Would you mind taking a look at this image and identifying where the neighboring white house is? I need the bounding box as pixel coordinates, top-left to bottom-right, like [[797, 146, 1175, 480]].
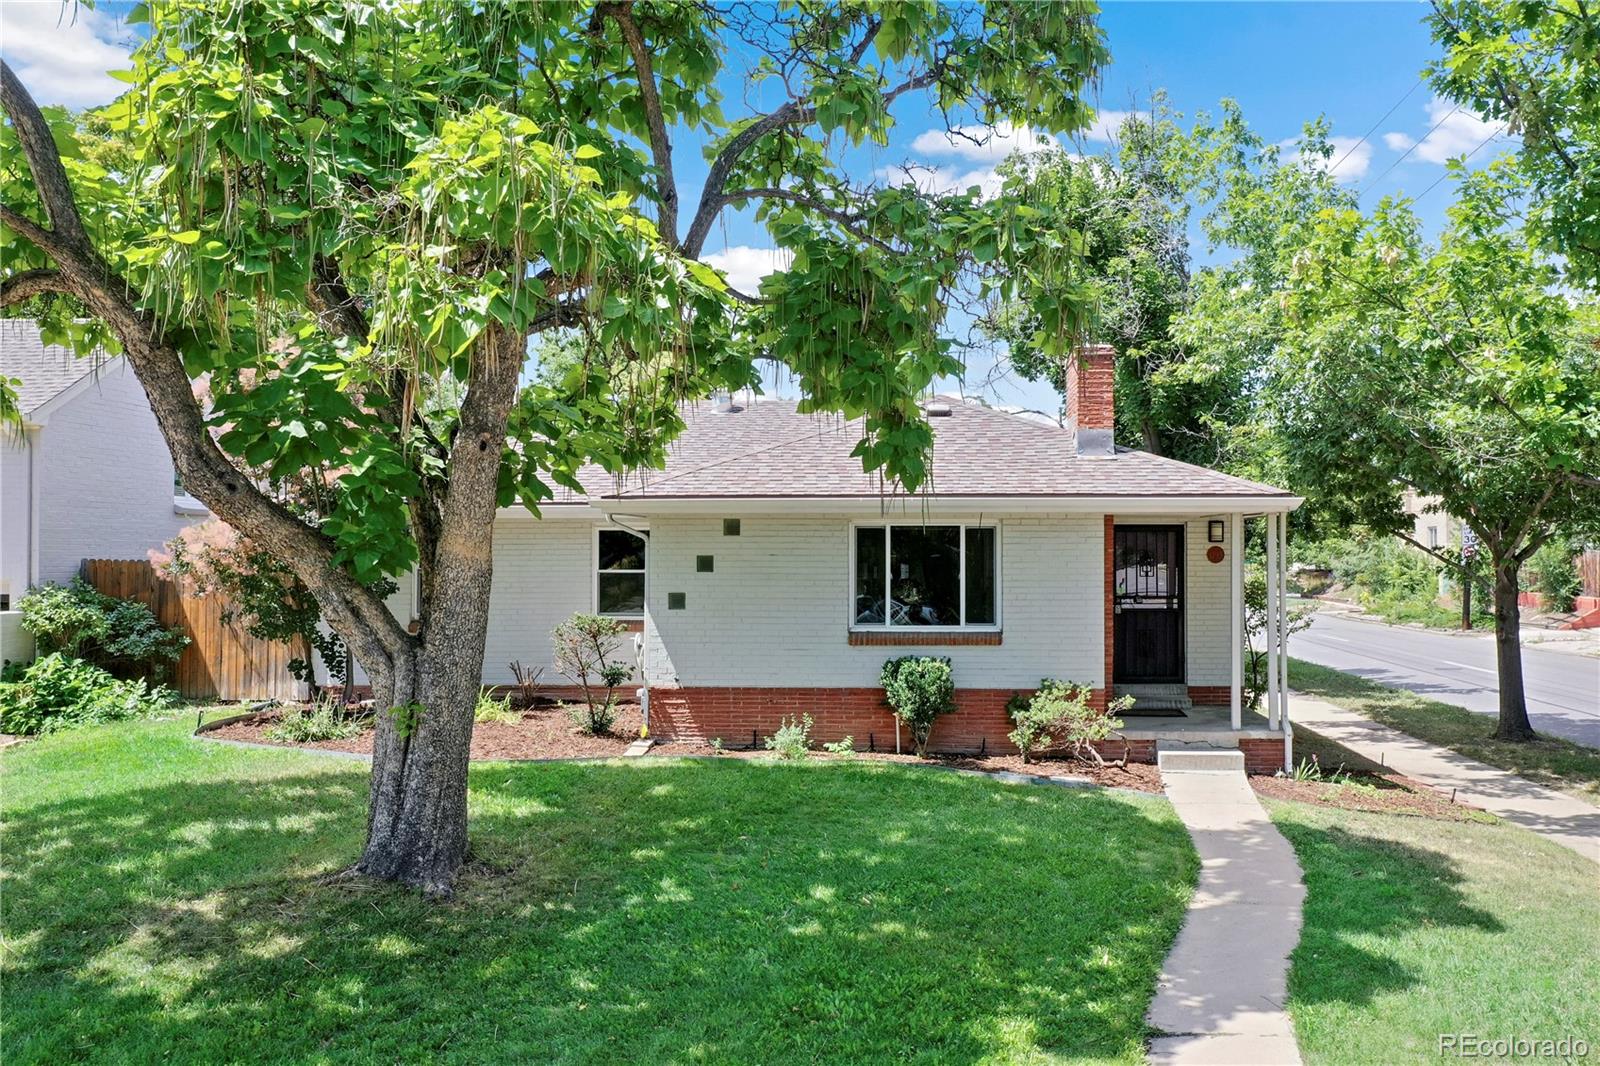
[[1, 319, 207, 661], [460, 346, 1304, 770]]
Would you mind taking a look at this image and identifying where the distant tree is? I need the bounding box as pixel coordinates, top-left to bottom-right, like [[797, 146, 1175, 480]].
[[1279, 164, 1600, 740], [1429, 0, 1600, 288], [1, 1, 1106, 894]]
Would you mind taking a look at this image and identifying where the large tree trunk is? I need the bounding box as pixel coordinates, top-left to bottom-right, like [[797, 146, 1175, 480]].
[[352, 322, 523, 895], [1490, 557, 1536, 741]]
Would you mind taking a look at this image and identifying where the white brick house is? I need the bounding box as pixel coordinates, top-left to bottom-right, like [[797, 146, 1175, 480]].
[[480, 346, 1304, 770], [0, 320, 207, 659]]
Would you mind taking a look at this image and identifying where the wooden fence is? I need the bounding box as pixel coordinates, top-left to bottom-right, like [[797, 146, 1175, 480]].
[[1580, 550, 1600, 599], [82, 559, 311, 702]]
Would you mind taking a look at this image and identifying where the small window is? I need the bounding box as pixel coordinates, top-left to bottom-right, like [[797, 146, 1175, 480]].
[[597, 528, 646, 617], [853, 524, 998, 628], [1427, 525, 1440, 548]]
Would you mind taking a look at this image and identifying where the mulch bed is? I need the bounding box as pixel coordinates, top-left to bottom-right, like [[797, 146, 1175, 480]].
[[653, 742, 1167, 793], [204, 701, 646, 761], [1250, 768, 1490, 821]]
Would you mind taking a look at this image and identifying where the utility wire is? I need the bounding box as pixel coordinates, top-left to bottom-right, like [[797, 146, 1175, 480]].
[[1359, 102, 1463, 197], [1410, 125, 1508, 202], [1329, 76, 1425, 177]]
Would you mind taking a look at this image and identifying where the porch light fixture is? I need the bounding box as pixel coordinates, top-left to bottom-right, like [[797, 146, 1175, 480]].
[[1208, 520, 1225, 544]]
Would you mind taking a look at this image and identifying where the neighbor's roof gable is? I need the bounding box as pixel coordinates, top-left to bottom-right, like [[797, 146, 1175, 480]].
[[0, 319, 113, 420], [564, 398, 1293, 503]]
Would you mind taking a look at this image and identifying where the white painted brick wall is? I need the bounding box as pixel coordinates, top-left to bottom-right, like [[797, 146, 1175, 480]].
[[29, 361, 203, 586], [643, 514, 1105, 689], [0, 440, 30, 602], [480, 516, 599, 685]]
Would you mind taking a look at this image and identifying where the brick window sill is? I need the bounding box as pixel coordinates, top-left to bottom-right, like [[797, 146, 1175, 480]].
[[847, 629, 1002, 647]]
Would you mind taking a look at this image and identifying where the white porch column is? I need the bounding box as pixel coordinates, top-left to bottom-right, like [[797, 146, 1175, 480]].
[[1265, 512, 1280, 730], [1279, 509, 1291, 729], [1230, 512, 1243, 730]]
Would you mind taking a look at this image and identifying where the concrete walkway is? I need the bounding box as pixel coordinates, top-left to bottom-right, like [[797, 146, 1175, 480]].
[[1290, 693, 1600, 865], [1148, 765, 1305, 1065]]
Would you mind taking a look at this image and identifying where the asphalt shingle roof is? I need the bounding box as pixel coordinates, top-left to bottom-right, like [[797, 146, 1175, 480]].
[[0, 319, 107, 416], [566, 397, 1294, 502]]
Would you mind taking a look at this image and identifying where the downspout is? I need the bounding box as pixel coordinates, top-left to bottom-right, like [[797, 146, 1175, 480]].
[[27, 425, 41, 588], [634, 630, 649, 738]]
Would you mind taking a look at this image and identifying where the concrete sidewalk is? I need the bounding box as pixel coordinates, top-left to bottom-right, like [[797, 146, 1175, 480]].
[[1148, 766, 1305, 1065], [1290, 693, 1600, 865]]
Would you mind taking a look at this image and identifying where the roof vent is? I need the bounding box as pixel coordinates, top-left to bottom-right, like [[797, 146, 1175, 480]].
[[713, 392, 744, 414], [923, 401, 953, 417]]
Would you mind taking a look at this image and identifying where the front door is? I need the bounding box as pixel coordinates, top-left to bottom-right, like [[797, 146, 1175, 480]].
[[1113, 525, 1185, 684]]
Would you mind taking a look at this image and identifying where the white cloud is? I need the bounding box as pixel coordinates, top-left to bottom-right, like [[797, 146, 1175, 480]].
[[1384, 97, 1504, 164], [1279, 134, 1373, 183], [0, 2, 140, 110], [895, 120, 1070, 200], [878, 162, 1007, 199], [908, 120, 1057, 164], [700, 246, 793, 294], [1081, 108, 1148, 142]]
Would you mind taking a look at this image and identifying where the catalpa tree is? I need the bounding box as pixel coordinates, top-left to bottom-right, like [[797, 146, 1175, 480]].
[[1, 0, 1106, 893]]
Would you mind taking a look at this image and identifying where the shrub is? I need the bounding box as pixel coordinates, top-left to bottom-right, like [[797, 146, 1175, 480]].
[[0, 653, 179, 735], [552, 613, 633, 735], [764, 714, 813, 760], [822, 735, 855, 756], [880, 655, 956, 757], [474, 688, 518, 724], [1007, 680, 1131, 764], [508, 660, 543, 707], [264, 696, 366, 743], [1528, 540, 1583, 614], [1243, 570, 1315, 712], [17, 579, 188, 678]]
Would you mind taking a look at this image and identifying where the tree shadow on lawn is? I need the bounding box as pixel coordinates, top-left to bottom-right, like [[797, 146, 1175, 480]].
[[1274, 818, 1504, 1013], [6, 757, 1194, 1064]]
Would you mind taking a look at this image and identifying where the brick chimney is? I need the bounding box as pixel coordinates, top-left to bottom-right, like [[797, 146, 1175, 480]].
[[1066, 343, 1115, 456]]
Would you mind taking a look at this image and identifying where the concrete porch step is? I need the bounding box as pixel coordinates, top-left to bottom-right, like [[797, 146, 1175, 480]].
[[1156, 741, 1244, 774]]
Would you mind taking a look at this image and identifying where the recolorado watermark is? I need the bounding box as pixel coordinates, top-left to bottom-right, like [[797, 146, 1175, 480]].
[[1439, 1034, 1591, 1059]]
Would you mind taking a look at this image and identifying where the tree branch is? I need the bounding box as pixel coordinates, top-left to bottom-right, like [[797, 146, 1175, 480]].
[[714, 187, 892, 251], [0, 61, 88, 252], [0, 267, 70, 308], [598, 2, 679, 248], [1, 57, 412, 670]]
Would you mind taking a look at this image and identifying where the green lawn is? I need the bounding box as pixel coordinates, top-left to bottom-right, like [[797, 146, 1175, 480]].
[[1289, 658, 1600, 804], [1272, 800, 1600, 1065], [0, 719, 1195, 1064]]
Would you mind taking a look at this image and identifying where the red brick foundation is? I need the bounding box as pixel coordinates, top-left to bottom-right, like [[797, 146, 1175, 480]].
[[1187, 686, 1231, 706], [1239, 737, 1286, 774], [647, 685, 1109, 755]]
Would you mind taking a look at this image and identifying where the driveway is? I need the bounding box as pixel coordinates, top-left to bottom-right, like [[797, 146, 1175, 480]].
[[1289, 609, 1600, 747]]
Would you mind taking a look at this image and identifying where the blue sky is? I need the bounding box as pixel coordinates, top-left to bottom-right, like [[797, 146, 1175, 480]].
[[1, 1, 1508, 411]]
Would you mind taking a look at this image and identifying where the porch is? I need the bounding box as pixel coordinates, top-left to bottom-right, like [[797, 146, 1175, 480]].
[[1110, 509, 1298, 773]]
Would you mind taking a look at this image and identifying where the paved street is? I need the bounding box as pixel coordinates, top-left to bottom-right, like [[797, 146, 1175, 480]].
[[1289, 610, 1600, 747]]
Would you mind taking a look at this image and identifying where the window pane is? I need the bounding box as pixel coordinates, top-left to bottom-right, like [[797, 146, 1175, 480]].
[[598, 529, 646, 571], [598, 572, 645, 615], [854, 527, 886, 625], [965, 527, 997, 625], [890, 526, 960, 626]]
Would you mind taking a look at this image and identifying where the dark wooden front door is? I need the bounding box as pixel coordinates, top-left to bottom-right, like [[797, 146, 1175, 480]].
[[1113, 525, 1185, 684]]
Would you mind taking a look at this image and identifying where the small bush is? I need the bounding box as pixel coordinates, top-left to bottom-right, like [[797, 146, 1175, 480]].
[[822, 735, 855, 756], [474, 688, 518, 724], [0, 653, 178, 735], [765, 714, 813, 760], [552, 613, 633, 735], [880, 656, 955, 757], [1529, 540, 1582, 614], [1008, 680, 1130, 766], [264, 697, 366, 743], [18, 579, 188, 677], [565, 699, 619, 736]]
